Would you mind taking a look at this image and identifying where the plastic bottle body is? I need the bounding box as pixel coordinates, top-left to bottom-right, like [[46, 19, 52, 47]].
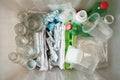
[[88, 1, 108, 17]]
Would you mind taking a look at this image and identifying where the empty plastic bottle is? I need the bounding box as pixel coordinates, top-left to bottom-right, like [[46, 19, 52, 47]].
[[8, 52, 27, 65], [17, 11, 28, 22], [87, 1, 109, 16], [15, 35, 29, 47], [16, 46, 36, 57], [14, 23, 27, 35]]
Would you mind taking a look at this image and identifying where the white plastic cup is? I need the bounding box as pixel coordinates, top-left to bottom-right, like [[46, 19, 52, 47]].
[[82, 13, 113, 42]]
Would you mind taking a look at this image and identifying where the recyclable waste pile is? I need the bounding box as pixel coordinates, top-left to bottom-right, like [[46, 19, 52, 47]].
[[8, 1, 114, 79]]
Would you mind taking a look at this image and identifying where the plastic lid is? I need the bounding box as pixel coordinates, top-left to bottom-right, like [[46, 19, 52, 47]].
[[100, 1, 109, 10], [66, 23, 72, 30]]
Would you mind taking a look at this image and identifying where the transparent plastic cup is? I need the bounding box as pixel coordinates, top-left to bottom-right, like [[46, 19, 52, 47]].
[[82, 13, 113, 42], [97, 41, 109, 69], [77, 37, 99, 73], [65, 46, 83, 65]]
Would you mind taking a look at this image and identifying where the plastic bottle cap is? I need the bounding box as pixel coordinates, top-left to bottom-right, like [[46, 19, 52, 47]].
[[76, 10, 87, 23], [104, 15, 114, 24], [66, 23, 72, 30], [100, 1, 109, 10]]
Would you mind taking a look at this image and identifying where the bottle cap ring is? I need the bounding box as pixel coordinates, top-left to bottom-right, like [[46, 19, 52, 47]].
[[104, 15, 114, 24]]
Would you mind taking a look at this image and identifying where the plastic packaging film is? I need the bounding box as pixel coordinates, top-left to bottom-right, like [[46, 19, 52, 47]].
[[15, 0, 98, 12]]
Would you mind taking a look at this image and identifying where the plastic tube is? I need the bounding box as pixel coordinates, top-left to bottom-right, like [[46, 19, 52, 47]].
[[33, 32, 41, 54]]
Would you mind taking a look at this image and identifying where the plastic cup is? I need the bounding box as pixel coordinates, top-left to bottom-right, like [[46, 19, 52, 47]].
[[82, 13, 113, 42]]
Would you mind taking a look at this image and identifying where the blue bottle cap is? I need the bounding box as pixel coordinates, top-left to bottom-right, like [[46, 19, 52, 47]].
[[54, 17, 60, 24], [47, 22, 55, 31]]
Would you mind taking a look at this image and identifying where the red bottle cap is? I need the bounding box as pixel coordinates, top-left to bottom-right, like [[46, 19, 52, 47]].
[[100, 1, 109, 10], [66, 23, 72, 30]]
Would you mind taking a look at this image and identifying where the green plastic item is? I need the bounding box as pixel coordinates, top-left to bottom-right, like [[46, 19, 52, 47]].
[[64, 21, 91, 69], [87, 1, 109, 17]]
